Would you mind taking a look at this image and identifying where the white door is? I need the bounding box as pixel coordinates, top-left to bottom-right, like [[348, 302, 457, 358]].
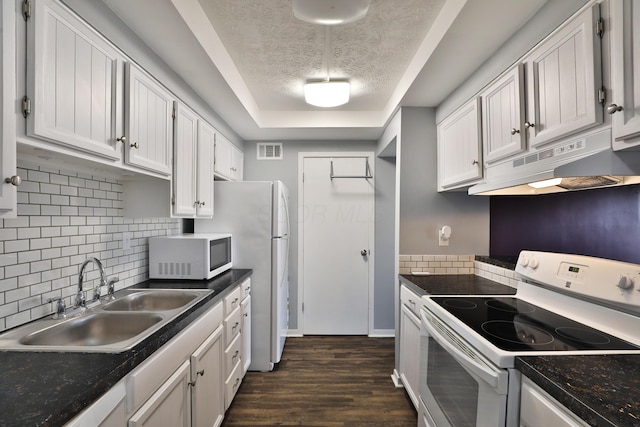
[[301, 154, 374, 335]]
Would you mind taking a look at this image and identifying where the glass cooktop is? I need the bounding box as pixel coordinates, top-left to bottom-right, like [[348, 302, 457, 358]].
[[431, 296, 640, 352]]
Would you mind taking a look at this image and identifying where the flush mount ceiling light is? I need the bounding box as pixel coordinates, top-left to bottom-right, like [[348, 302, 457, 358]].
[[292, 0, 371, 25], [304, 80, 350, 108]]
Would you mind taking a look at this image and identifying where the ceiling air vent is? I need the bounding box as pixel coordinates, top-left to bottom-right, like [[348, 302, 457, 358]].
[[257, 142, 283, 160]]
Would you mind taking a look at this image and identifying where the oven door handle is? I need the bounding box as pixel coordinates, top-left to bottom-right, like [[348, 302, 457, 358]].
[[422, 313, 502, 390]]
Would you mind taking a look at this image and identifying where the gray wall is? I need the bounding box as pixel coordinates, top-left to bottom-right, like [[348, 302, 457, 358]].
[[243, 141, 377, 331], [399, 108, 489, 255]]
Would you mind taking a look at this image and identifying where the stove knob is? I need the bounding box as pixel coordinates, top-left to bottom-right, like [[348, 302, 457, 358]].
[[529, 259, 539, 270], [519, 257, 529, 267], [617, 275, 635, 290]]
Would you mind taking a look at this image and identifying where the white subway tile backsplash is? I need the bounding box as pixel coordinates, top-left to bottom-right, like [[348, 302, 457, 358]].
[[400, 255, 516, 286], [0, 162, 181, 332]]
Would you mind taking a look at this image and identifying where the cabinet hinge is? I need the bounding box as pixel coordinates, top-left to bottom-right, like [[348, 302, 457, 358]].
[[22, 96, 31, 118], [596, 18, 604, 38], [22, 0, 31, 21], [598, 88, 606, 105], [171, 195, 175, 205], [172, 108, 176, 120]]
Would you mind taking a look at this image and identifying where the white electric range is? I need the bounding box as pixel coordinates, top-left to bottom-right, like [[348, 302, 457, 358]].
[[418, 251, 640, 427]]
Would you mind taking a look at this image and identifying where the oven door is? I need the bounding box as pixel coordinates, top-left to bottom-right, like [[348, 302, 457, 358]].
[[419, 307, 509, 427]]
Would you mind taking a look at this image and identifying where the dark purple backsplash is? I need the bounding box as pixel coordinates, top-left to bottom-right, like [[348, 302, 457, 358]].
[[490, 184, 640, 264]]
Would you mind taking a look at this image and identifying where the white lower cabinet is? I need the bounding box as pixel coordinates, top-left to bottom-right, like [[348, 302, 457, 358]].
[[241, 287, 252, 374], [129, 361, 192, 427], [223, 285, 244, 409], [66, 281, 252, 427], [190, 325, 225, 427], [520, 376, 588, 427], [398, 285, 421, 409]]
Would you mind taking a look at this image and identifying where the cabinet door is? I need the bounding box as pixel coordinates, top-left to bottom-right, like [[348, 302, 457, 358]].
[[482, 64, 526, 163], [196, 121, 215, 217], [525, 5, 602, 148], [191, 325, 224, 427], [399, 303, 421, 410], [241, 295, 251, 374], [125, 62, 173, 175], [173, 102, 198, 216], [27, 0, 123, 160], [610, 0, 640, 147], [214, 133, 232, 179], [129, 361, 191, 427], [437, 97, 482, 190], [0, 0, 17, 216], [230, 145, 244, 181]]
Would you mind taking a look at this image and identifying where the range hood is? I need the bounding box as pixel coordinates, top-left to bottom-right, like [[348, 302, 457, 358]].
[[469, 128, 640, 195]]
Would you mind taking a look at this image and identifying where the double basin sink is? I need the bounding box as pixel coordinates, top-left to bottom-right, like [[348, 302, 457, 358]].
[[0, 289, 211, 352]]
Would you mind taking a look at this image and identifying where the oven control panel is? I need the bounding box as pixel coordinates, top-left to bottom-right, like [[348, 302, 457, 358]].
[[516, 251, 640, 311]]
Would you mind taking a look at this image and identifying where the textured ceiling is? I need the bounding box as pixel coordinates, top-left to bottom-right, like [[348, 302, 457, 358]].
[[96, 0, 556, 140], [197, 0, 446, 111]]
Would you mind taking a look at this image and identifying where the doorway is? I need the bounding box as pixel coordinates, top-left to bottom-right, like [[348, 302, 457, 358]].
[[299, 153, 375, 335]]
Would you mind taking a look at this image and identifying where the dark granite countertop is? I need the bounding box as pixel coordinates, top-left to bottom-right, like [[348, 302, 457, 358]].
[[0, 269, 252, 427], [475, 255, 518, 270], [399, 274, 517, 296], [516, 355, 640, 427]]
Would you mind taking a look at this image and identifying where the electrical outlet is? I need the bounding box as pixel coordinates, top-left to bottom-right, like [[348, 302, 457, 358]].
[[122, 232, 131, 251]]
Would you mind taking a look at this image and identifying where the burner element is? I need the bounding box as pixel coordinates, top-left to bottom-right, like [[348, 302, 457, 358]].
[[555, 327, 611, 345], [482, 320, 555, 346], [442, 299, 478, 310], [485, 299, 536, 314]]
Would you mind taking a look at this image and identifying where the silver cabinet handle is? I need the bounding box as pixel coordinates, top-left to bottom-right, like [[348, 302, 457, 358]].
[[116, 136, 126, 142], [361, 249, 369, 256], [511, 128, 520, 135], [607, 104, 623, 114], [4, 176, 21, 186], [130, 142, 139, 149], [524, 121, 534, 128]]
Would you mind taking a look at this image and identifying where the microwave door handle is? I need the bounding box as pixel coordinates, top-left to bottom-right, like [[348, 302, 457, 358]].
[[421, 314, 501, 389]]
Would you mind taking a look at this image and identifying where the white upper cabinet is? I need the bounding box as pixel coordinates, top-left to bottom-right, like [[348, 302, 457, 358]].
[[214, 133, 243, 181], [481, 64, 526, 163], [0, 0, 17, 217], [124, 63, 174, 176], [26, 0, 124, 160], [610, 0, 640, 149], [524, 4, 603, 148], [173, 102, 199, 216], [196, 121, 215, 217], [172, 102, 214, 218], [437, 97, 482, 190]]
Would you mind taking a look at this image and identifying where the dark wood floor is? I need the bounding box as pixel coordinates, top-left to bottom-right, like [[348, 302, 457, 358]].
[[222, 336, 417, 427]]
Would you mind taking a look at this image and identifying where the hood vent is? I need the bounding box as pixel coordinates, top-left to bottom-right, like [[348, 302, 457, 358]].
[[469, 129, 640, 195]]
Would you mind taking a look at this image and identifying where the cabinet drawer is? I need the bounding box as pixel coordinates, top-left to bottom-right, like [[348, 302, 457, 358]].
[[240, 278, 251, 300], [224, 359, 243, 410], [224, 306, 242, 348], [400, 285, 421, 316], [224, 286, 242, 315], [225, 333, 242, 377]]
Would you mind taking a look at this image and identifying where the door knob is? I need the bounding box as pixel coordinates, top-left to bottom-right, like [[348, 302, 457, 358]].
[[361, 249, 368, 256]]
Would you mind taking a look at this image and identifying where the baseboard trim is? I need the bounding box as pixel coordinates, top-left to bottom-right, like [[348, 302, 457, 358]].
[[391, 369, 403, 388], [369, 329, 395, 338]]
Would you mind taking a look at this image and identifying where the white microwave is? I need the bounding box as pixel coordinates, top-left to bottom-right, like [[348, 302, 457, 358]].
[[149, 233, 232, 280]]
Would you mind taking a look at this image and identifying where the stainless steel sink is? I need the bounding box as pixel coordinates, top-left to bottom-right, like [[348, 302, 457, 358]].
[[0, 288, 211, 352], [102, 290, 204, 312], [19, 312, 163, 346]]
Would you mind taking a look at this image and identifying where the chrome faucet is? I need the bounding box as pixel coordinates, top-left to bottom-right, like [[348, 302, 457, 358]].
[[76, 257, 107, 307]]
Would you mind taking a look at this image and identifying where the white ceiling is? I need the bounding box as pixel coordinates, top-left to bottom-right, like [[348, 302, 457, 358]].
[[101, 0, 548, 141]]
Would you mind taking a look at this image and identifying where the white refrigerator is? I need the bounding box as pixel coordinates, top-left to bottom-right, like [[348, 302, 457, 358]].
[[195, 181, 290, 372]]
